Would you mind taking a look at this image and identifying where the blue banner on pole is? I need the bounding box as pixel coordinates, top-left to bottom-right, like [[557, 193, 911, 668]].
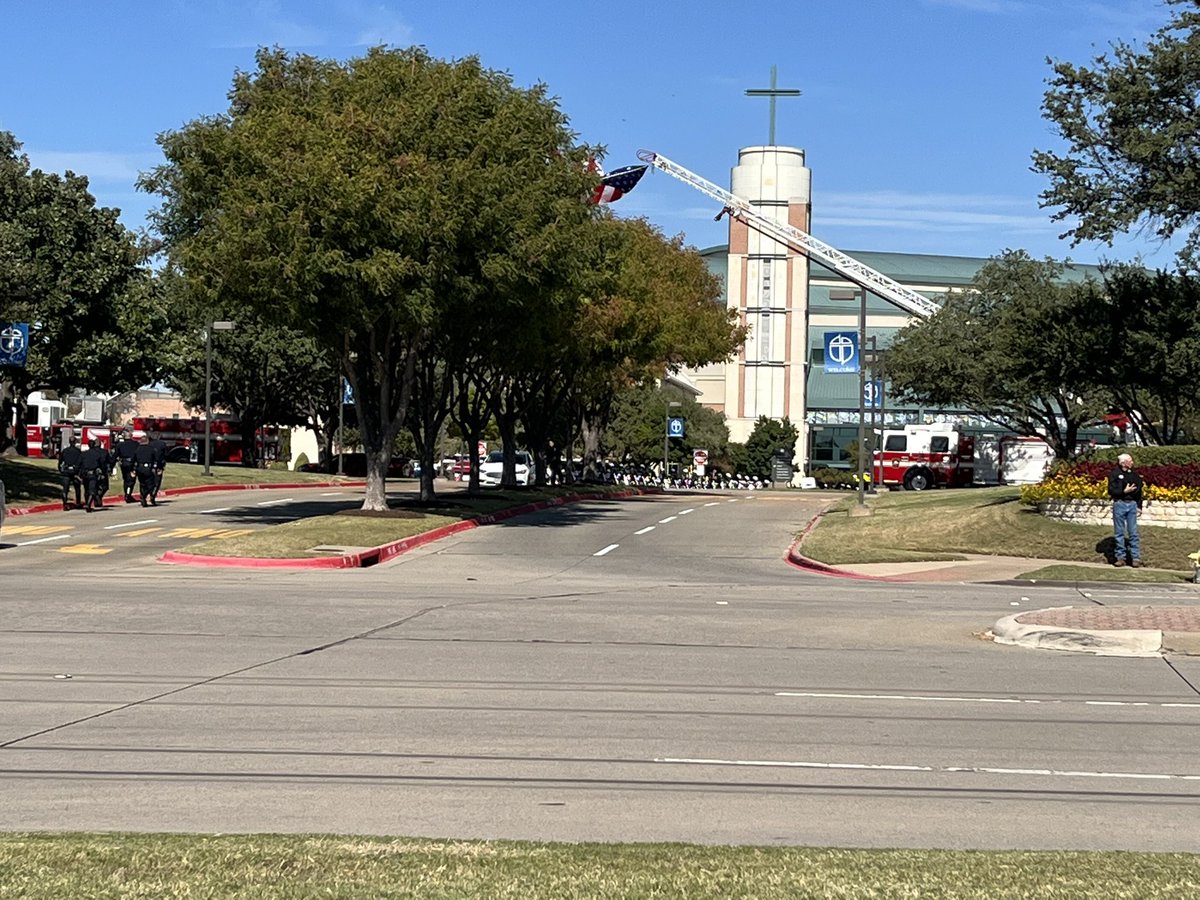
[[864, 380, 883, 408], [667, 417, 685, 438], [342, 378, 353, 404], [0, 323, 29, 367], [824, 331, 859, 374]]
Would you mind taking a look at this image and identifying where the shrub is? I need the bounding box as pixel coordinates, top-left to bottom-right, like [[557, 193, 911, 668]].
[[810, 467, 856, 489], [1083, 445, 1200, 466], [293, 452, 309, 471]]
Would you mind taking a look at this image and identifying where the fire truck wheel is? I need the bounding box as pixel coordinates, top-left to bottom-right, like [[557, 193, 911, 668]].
[[903, 467, 933, 492]]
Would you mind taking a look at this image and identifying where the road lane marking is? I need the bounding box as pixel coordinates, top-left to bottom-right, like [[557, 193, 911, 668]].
[[634, 526, 655, 535], [116, 528, 162, 538], [257, 498, 294, 506], [775, 690, 1200, 710], [653, 757, 1200, 782], [658, 516, 677, 524], [59, 544, 112, 555], [320, 492, 344, 496], [679, 508, 695, 515], [704, 502, 720, 507], [104, 519, 157, 530], [593, 544, 619, 557], [2, 524, 71, 535], [199, 507, 232, 514], [162, 527, 225, 538], [15, 534, 73, 546], [727, 498, 738, 502], [206, 529, 255, 539]]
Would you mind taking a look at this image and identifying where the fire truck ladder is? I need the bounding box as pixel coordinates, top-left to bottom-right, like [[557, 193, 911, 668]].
[[636, 150, 941, 320]]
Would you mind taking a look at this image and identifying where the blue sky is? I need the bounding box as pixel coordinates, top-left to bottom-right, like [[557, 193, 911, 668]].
[[0, 0, 1181, 268]]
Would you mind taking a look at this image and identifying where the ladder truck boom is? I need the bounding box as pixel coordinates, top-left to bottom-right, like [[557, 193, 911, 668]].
[[636, 150, 942, 320]]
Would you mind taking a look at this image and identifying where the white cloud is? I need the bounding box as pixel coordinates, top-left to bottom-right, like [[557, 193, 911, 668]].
[[23, 149, 157, 184], [818, 189, 1053, 234], [919, 0, 1031, 13]]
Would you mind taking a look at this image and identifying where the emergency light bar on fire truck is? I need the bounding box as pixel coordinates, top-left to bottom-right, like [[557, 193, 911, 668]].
[[635, 150, 942, 320]]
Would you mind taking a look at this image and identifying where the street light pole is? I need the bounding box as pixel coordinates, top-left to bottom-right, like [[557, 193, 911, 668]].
[[203, 321, 234, 477]]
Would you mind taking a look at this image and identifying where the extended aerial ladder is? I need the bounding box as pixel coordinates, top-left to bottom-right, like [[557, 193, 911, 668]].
[[636, 150, 941, 320]]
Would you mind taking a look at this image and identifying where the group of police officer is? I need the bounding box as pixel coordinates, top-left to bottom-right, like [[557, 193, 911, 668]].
[[56, 428, 167, 511]]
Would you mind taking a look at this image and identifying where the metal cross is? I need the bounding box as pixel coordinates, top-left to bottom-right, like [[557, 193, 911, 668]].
[[745, 65, 801, 145]]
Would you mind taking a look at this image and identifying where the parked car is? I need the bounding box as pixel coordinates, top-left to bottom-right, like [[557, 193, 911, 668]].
[[298, 453, 411, 478], [480, 450, 532, 486], [449, 457, 474, 481]]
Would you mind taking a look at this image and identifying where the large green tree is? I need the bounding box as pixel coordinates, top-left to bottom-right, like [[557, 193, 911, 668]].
[[885, 251, 1106, 460], [1032, 0, 1200, 265], [141, 47, 596, 509], [1081, 265, 1200, 445], [0, 131, 167, 454]]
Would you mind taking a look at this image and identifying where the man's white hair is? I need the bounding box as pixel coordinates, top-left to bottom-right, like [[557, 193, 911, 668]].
[[1118, 453, 1133, 464]]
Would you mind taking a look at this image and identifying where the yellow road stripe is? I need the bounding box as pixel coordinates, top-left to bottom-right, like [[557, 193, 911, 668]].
[[116, 527, 162, 538], [2, 524, 72, 535], [206, 529, 255, 539], [59, 544, 113, 555]]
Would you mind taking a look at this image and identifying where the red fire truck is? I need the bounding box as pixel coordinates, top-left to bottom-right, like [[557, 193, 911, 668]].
[[871, 425, 975, 491], [27, 416, 280, 465]]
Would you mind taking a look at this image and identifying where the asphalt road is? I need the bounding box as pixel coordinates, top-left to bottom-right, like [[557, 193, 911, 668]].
[[2, 486, 1200, 850]]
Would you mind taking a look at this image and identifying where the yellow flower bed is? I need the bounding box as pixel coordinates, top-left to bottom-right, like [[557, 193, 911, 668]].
[[1021, 478, 1200, 504]]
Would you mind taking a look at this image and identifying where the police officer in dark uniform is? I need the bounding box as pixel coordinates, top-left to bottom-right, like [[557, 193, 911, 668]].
[[80, 437, 112, 513], [147, 430, 168, 503], [57, 435, 84, 510], [134, 433, 159, 507], [113, 426, 139, 502]]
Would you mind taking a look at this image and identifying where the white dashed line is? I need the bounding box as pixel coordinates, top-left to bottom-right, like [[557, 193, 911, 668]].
[[104, 519, 157, 529], [256, 498, 294, 506], [704, 502, 720, 507], [593, 543, 619, 557], [679, 508, 695, 515], [198, 507, 232, 514], [320, 492, 344, 496], [658, 516, 677, 524], [16, 534, 73, 546], [726, 498, 738, 503], [653, 757, 1200, 782], [634, 526, 655, 535]]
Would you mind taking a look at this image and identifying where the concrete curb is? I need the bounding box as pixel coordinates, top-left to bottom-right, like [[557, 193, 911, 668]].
[[991, 606, 1163, 658], [783, 509, 900, 582], [5, 480, 368, 517], [159, 487, 651, 569]]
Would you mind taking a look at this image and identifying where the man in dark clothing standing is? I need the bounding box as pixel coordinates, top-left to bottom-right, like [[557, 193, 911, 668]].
[[57, 436, 84, 510], [148, 430, 168, 503], [134, 434, 159, 507], [80, 437, 113, 513], [113, 426, 139, 502], [1107, 452, 1145, 567]]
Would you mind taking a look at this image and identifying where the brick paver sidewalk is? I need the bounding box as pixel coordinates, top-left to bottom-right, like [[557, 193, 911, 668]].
[[1017, 606, 1200, 632]]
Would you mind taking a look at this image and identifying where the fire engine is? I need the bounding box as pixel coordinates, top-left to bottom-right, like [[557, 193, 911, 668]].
[[27, 415, 280, 465], [871, 425, 975, 491]]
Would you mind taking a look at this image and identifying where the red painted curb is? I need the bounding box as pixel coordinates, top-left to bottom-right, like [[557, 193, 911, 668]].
[[5, 480, 367, 517], [784, 509, 900, 582], [159, 487, 650, 569]]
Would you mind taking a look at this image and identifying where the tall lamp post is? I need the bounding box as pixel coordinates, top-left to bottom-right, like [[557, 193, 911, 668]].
[[663, 400, 681, 483], [203, 321, 235, 477]]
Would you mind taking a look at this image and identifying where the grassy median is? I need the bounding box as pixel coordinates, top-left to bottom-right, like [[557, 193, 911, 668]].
[[1, 834, 1197, 899], [178, 485, 633, 558], [801, 486, 1200, 580]]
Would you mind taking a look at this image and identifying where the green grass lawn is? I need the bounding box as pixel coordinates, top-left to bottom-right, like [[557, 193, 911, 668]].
[[801, 486, 1200, 578], [1, 834, 1197, 899]]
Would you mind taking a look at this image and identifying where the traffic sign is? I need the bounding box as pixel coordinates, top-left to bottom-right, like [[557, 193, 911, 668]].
[[693, 448, 708, 466], [0, 323, 29, 367], [824, 331, 859, 374], [667, 417, 685, 438]]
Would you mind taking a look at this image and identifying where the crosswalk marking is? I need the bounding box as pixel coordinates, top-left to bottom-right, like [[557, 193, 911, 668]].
[[116, 528, 162, 538], [59, 544, 112, 555], [2, 524, 72, 535]]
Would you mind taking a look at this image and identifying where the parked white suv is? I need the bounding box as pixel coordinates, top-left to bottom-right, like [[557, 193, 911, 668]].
[[479, 450, 532, 487]]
